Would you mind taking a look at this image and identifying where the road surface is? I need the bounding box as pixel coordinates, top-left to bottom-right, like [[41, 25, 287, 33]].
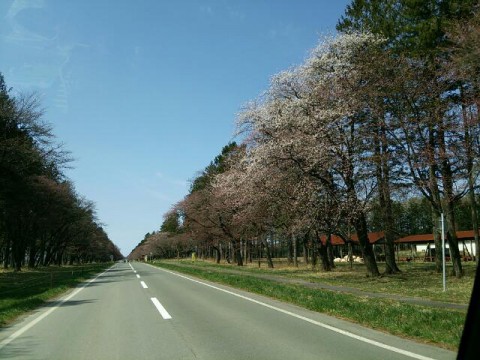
[[0, 262, 456, 359]]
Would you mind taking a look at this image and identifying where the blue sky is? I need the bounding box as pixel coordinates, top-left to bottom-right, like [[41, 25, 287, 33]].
[[0, 0, 351, 255]]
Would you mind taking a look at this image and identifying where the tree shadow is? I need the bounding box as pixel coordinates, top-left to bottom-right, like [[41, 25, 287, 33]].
[[44, 299, 97, 308], [0, 336, 36, 358]]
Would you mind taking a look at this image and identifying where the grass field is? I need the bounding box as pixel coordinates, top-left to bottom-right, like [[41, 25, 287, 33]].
[[0, 263, 111, 327], [167, 259, 475, 304], [287, 259, 475, 303], [153, 259, 477, 350]]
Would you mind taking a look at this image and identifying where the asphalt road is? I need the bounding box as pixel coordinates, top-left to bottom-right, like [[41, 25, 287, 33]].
[[0, 262, 456, 360]]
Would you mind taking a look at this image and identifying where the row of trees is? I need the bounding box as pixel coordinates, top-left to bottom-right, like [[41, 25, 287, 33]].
[[130, 0, 479, 278], [0, 74, 122, 271]]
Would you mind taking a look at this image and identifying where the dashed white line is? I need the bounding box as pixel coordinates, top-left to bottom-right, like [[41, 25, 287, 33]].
[[140, 281, 148, 289], [136, 274, 140, 278], [150, 297, 172, 320]]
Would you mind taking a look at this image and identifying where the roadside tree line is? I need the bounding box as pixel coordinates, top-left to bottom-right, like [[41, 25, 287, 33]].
[[130, 0, 479, 278], [0, 74, 122, 271]]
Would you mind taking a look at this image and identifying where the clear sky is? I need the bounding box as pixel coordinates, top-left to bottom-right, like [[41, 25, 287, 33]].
[[0, 0, 351, 255]]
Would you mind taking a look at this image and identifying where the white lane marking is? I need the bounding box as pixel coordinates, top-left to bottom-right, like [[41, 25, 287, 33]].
[[150, 297, 172, 320], [134, 271, 137, 273], [155, 267, 435, 360], [129, 263, 134, 271], [140, 281, 148, 289], [136, 274, 140, 278], [0, 266, 113, 351]]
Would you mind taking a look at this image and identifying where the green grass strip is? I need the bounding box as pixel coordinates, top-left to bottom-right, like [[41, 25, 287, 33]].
[[0, 263, 111, 327], [154, 261, 464, 350], [161, 259, 475, 304]]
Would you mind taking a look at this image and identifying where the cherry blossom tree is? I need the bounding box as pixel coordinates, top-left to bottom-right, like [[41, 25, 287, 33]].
[[175, 144, 246, 265], [234, 33, 385, 276]]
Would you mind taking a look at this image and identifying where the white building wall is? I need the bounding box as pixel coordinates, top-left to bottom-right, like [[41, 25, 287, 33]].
[[416, 241, 476, 257]]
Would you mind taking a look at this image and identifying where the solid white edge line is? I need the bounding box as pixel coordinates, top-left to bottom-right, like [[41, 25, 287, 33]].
[[140, 281, 148, 289], [155, 266, 435, 360], [150, 297, 172, 319], [0, 266, 113, 351]]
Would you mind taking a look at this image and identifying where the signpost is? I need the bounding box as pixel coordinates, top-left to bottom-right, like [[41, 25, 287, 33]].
[[441, 213, 446, 292]]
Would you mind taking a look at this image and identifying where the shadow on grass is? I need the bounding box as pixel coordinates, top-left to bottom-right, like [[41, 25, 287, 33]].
[[0, 264, 112, 327]]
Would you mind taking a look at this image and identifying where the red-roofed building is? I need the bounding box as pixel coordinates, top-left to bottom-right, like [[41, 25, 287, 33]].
[[395, 230, 479, 244], [395, 230, 478, 261], [315, 230, 476, 262]]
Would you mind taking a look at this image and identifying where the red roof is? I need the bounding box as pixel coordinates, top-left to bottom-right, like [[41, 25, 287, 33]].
[[395, 234, 434, 243], [395, 230, 479, 243], [319, 234, 348, 246], [457, 230, 480, 240], [320, 231, 385, 246], [351, 231, 385, 244]]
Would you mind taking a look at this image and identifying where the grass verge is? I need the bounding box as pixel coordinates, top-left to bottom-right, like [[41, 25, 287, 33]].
[[0, 263, 111, 327], [160, 259, 475, 304], [154, 260, 466, 350]]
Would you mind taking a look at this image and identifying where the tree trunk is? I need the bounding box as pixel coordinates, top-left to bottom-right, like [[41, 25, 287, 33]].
[[248, 240, 253, 263], [348, 242, 353, 269], [354, 213, 380, 277], [343, 134, 379, 276], [234, 240, 243, 266], [326, 238, 335, 269], [12, 236, 24, 272], [257, 240, 262, 266], [9, 218, 25, 272], [241, 241, 245, 263], [28, 246, 37, 268], [244, 240, 248, 263], [302, 233, 309, 265], [468, 190, 479, 263], [375, 121, 400, 274], [427, 140, 444, 273], [213, 245, 221, 264], [444, 207, 464, 277], [293, 235, 298, 267], [380, 178, 400, 274], [262, 236, 274, 268], [438, 127, 463, 278], [461, 91, 479, 263], [311, 239, 317, 269], [287, 235, 293, 266], [37, 239, 46, 267], [3, 237, 10, 269], [465, 136, 479, 264], [316, 231, 331, 271]]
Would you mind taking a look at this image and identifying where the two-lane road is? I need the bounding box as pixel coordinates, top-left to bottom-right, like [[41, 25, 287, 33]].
[[0, 262, 455, 359]]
